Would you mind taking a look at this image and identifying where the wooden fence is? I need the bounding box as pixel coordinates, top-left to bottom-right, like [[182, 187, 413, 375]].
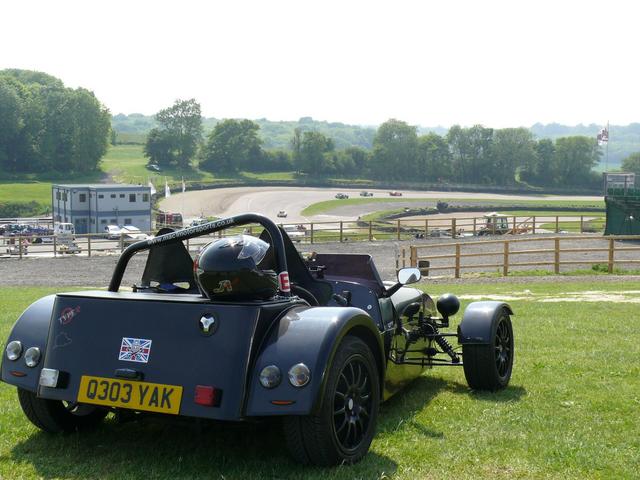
[[0, 213, 613, 260], [397, 235, 640, 278]]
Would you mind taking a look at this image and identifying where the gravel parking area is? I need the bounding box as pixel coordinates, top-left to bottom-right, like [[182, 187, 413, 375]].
[[0, 234, 638, 288]]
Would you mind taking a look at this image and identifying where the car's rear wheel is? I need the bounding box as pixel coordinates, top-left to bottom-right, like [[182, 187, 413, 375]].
[[283, 336, 380, 466], [462, 309, 514, 390], [17, 388, 108, 433]]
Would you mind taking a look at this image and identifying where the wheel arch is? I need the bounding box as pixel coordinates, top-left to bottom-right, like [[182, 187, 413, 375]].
[[457, 301, 513, 345], [1, 295, 56, 392], [244, 306, 384, 417]]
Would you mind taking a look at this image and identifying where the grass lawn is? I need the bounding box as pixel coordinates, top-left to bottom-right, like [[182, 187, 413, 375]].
[[0, 182, 52, 206], [540, 219, 606, 232], [1, 281, 638, 479], [102, 145, 296, 185]]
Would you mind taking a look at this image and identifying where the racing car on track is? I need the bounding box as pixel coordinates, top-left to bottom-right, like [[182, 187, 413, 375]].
[[2, 213, 514, 466]]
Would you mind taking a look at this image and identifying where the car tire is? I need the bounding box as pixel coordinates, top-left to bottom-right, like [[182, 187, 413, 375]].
[[283, 336, 380, 466], [17, 388, 108, 433], [462, 308, 514, 391]]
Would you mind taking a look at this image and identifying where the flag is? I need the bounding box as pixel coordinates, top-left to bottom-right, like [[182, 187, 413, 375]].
[[165, 179, 171, 197], [182, 177, 186, 193], [597, 127, 609, 146], [148, 179, 157, 196]]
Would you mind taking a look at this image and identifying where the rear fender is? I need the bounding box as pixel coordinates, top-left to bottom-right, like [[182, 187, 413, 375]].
[[1, 295, 56, 392], [245, 306, 384, 416], [457, 301, 513, 344]]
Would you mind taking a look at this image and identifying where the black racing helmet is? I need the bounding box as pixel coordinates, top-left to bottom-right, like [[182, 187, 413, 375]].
[[194, 235, 278, 301]]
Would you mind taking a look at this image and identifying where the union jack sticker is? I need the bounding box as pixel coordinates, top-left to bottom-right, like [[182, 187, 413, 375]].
[[119, 337, 152, 363]]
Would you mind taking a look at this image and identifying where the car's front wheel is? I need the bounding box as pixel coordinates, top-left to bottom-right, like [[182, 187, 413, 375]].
[[283, 336, 380, 466], [462, 308, 514, 390], [17, 388, 108, 433]]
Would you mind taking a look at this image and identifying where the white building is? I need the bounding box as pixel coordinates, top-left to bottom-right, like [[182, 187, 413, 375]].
[[52, 184, 152, 234]]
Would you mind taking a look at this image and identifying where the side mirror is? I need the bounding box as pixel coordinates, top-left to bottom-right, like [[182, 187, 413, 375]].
[[398, 267, 421, 285]]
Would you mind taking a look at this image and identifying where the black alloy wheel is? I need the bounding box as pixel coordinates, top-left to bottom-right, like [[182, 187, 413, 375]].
[[333, 356, 373, 452], [494, 317, 512, 378], [283, 336, 380, 466]]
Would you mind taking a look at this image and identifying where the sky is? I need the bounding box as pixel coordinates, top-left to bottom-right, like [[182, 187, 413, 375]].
[[2, 0, 638, 128]]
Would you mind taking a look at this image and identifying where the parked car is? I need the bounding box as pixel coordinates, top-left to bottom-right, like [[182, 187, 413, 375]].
[[104, 225, 122, 239], [335, 193, 349, 199], [277, 210, 288, 218], [1, 213, 514, 466], [389, 191, 403, 196], [54, 223, 75, 237], [359, 191, 374, 197], [121, 225, 151, 245], [146, 163, 161, 172]]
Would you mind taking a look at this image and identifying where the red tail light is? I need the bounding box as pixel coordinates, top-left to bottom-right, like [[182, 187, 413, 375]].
[[194, 385, 220, 406]]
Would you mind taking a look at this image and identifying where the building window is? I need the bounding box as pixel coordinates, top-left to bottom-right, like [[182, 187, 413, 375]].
[[101, 219, 107, 224], [129, 194, 136, 202], [62, 192, 68, 201], [142, 193, 149, 202], [110, 219, 117, 224], [56, 191, 61, 200], [110, 194, 116, 199], [79, 193, 87, 202], [119, 194, 125, 198], [124, 218, 132, 224], [91, 219, 95, 224], [98, 194, 104, 199]]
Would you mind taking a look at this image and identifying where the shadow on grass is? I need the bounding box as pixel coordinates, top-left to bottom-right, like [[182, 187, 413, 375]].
[[443, 380, 527, 402], [11, 416, 397, 480], [378, 376, 447, 438]]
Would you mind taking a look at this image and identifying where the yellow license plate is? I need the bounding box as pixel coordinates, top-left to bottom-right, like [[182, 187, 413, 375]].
[[77, 375, 183, 415]]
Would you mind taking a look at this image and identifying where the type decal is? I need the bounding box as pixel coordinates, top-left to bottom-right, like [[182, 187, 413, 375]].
[[58, 306, 81, 325]]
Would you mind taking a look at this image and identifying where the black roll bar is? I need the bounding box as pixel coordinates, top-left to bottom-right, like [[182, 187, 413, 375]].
[[108, 213, 290, 296]]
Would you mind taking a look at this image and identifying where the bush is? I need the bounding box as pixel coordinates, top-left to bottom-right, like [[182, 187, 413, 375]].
[[0, 201, 46, 218]]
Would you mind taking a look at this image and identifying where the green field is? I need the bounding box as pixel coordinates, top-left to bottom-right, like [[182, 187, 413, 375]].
[[102, 145, 295, 186], [0, 182, 52, 206], [1, 282, 638, 479]]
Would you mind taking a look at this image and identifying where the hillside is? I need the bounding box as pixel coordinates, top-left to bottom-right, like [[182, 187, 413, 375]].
[[112, 114, 639, 168], [112, 114, 377, 150]]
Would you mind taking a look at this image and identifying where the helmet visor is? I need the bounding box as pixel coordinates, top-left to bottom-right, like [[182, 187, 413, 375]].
[[236, 235, 270, 264]]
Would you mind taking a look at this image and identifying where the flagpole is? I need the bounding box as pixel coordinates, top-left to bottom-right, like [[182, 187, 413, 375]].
[[606, 120, 609, 172]]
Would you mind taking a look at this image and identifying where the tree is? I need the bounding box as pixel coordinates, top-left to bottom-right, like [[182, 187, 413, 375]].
[[144, 129, 176, 167], [0, 78, 23, 172], [370, 119, 418, 180], [0, 70, 110, 174], [199, 119, 263, 173], [145, 98, 202, 168], [621, 152, 640, 177], [417, 133, 452, 183], [489, 128, 536, 185], [296, 131, 335, 174], [552, 136, 601, 187], [521, 138, 555, 186], [344, 147, 369, 176]]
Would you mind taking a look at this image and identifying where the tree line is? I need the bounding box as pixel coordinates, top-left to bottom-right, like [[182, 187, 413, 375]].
[[146, 100, 607, 189], [0, 69, 110, 174]]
